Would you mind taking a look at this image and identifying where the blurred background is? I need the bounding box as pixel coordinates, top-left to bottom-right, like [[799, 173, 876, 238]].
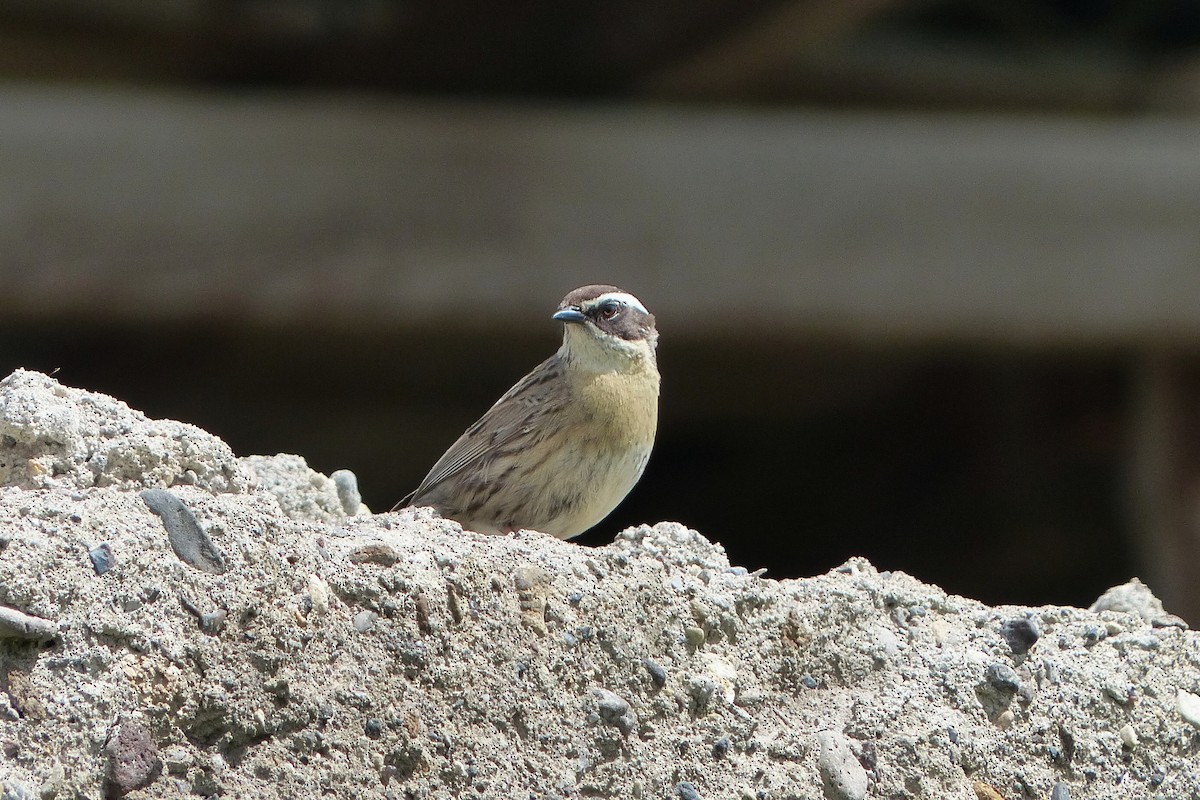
[[3, 0, 1200, 622]]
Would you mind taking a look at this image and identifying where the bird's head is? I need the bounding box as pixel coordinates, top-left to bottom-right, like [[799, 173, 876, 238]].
[[553, 284, 657, 369]]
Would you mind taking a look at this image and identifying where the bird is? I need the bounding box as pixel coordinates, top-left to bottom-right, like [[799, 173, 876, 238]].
[[397, 284, 659, 539]]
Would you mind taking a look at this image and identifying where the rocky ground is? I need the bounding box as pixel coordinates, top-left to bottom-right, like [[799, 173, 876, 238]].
[[0, 368, 1197, 800]]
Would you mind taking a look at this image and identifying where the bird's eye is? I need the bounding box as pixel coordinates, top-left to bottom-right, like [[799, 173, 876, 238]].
[[599, 302, 621, 319]]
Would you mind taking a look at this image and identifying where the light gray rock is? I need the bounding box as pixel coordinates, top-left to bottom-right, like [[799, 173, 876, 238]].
[[591, 688, 636, 736], [1178, 689, 1200, 730], [0, 605, 56, 641], [817, 730, 868, 800], [140, 489, 227, 574], [1090, 577, 1188, 627], [0, 368, 248, 493], [0, 369, 1198, 799], [329, 469, 364, 516], [242, 454, 368, 522]]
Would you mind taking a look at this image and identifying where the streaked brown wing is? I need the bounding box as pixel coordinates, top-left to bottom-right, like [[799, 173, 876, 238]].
[[402, 355, 565, 507]]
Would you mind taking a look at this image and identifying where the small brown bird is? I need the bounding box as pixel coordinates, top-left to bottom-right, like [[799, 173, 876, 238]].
[[398, 284, 659, 539]]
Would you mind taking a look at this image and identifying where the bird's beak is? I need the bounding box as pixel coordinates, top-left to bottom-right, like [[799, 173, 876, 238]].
[[552, 308, 586, 324]]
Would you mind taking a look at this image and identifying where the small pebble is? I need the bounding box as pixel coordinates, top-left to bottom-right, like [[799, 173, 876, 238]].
[[139, 489, 227, 574], [414, 592, 434, 634], [1177, 689, 1200, 729], [643, 658, 667, 688], [329, 469, 362, 515], [712, 736, 730, 759], [972, 782, 1004, 800], [353, 611, 379, 633], [308, 575, 331, 613], [348, 543, 400, 567], [800, 674, 819, 689], [178, 594, 224, 634], [0, 605, 57, 642], [675, 782, 702, 800], [816, 730, 868, 800], [985, 663, 1020, 694], [1050, 782, 1070, 800], [105, 720, 163, 797], [1000, 617, 1040, 655], [1118, 723, 1138, 749], [591, 689, 636, 736], [199, 611, 226, 635], [994, 710, 1015, 730], [365, 719, 383, 738], [594, 691, 628, 719], [89, 543, 115, 575], [1102, 678, 1133, 706], [686, 677, 717, 713], [684, 627, 706, 647]]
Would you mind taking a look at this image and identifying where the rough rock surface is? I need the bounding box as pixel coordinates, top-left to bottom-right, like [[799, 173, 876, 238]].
[[0, 369, 248, 493], [0, 369, 1197, 799], [243, 454, 371, 523]]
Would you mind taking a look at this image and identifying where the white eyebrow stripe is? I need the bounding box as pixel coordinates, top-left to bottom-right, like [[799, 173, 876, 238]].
[[588, 292, 649, 315]]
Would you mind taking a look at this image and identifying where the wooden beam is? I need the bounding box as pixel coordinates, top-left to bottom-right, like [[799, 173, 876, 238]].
[[4, 88, 1200, 344]]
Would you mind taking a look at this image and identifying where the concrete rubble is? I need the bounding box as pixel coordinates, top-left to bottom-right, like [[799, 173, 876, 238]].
[[0, 367, 1196, 799]]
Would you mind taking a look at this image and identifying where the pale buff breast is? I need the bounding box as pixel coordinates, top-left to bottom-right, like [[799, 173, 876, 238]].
[[448, 336, 659, 539], [530, 362, 658, 538]]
